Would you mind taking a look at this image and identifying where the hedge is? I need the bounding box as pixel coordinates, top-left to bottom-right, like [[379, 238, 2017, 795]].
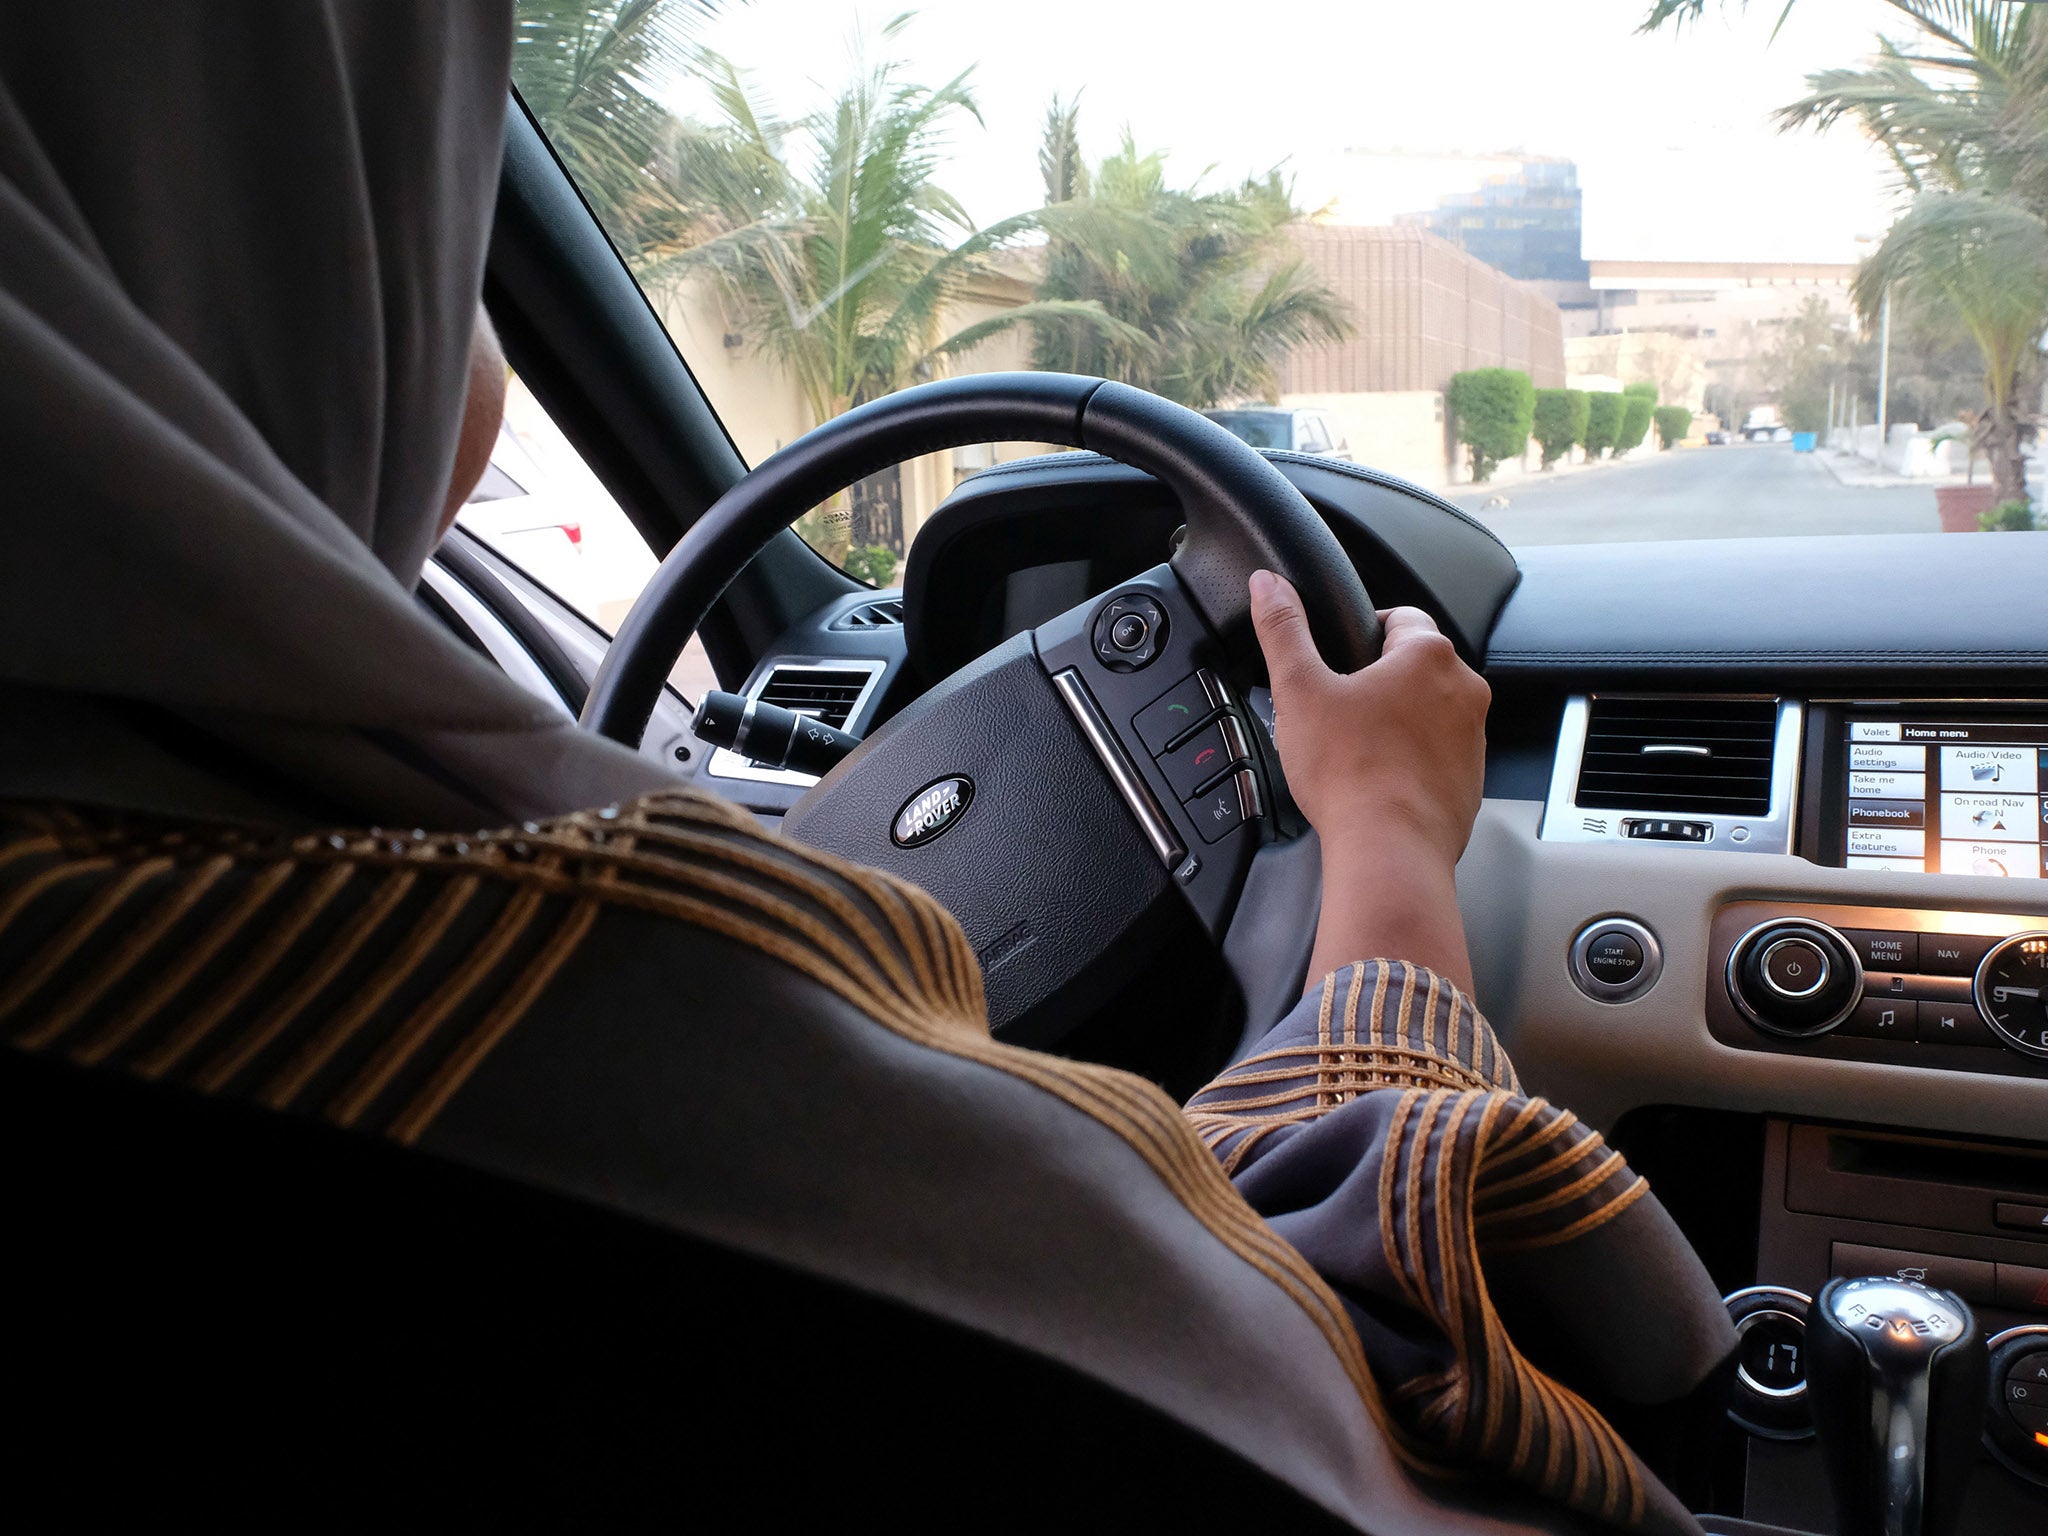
[[1531, 388, 1589, 468], [1653, 405, 1692, 450], [1617, 392, 1655, 453], [1582, 391, 1624, 458], [1447, 368, 1536, 482]]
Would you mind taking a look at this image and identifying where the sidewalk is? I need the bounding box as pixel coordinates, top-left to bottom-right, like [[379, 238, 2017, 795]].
[[1816, 447, 2038, 494], [1815, 449, 1973, 490], [1449, 442, 1671, 499]]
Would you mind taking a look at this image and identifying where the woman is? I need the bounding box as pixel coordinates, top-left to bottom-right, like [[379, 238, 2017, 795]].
[[0, 6, 1729, 1533]]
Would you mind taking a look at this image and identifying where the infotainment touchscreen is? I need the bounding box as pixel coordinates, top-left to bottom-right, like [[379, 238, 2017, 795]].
[[1844, 720, 2048, 877]]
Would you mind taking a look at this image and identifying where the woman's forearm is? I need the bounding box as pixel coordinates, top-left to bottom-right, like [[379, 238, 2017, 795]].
[[1307, 827, 1475, 997]]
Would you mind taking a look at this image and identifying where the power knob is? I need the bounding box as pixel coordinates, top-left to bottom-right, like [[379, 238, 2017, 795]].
[[1727, 920, 1862, 1038]]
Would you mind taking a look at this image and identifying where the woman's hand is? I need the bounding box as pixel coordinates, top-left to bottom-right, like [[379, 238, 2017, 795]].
[[1248, 569, 1490, 994]]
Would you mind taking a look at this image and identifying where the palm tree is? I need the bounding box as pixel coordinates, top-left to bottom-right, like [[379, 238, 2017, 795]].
[[1029, 107, 1353, 408], [511, 1, 726, 264], [1854, 192, 2048, 502], [637, 26, 1138, 553], [1774, 2, 2043, 201]]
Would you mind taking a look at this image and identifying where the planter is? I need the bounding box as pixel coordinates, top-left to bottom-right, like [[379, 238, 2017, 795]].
[[1935, 483, 1997, 532]]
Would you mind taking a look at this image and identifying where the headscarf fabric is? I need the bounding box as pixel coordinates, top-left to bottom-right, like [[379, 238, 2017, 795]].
[[0, 1, 672, 828]]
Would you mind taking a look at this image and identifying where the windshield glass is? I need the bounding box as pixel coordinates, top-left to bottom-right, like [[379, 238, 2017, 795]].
[[513, 0, 2045, 581]]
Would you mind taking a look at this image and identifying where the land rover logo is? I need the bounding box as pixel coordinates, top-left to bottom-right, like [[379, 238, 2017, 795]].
[[892, 777, 973, 848]]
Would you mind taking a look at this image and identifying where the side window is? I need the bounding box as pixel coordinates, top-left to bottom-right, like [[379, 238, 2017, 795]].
[[1298, 416, 1329, 454], [455, 374, 715, 703]]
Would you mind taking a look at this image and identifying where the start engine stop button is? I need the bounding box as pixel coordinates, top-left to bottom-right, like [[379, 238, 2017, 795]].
[[1569, 918, 1663, 1002]]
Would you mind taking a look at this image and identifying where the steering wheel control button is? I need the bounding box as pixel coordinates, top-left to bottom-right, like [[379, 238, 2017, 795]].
[[1186, 770, 1258, 844], [1157, 716, 1252, 800], [1762, 937, 1829, 998], [1568, 918, 1662, 1002], [1841, 928, 1918, 972], [1091, 593, 1166, 672], [1726, 920, 1861, 1037], [1132, 671, 1229, 755]]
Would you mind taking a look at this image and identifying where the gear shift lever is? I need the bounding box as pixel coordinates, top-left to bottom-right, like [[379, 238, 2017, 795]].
[[1806, 1276, 1989, 1536]]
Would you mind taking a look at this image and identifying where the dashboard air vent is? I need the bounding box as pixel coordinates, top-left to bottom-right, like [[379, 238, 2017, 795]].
[[830, 598, 905, 630], [756, 666, 874, 731], [1574, 697, 1777, 815]]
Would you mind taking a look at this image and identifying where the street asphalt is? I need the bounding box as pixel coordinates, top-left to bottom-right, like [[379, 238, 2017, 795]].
[[1446, 441, 1940, 546]]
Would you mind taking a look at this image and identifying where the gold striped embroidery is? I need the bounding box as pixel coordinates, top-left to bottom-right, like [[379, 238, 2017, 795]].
[[0, 856, 166, 1035], [136, 862, 356, 1080], [197, 869, 419, 1093], [75, 858, 297, 1067]]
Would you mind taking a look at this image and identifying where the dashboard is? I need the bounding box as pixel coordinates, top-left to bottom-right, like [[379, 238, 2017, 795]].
[[446, 451, 2048, 1523]]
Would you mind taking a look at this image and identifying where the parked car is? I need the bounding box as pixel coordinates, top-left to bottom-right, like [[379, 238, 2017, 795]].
[[1704, 429, 1731, 445], [455, 422, 595, 609], [1200, 406, 1354, 461]]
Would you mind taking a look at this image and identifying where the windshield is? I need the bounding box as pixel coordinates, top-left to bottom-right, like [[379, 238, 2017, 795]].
[[513, 0, 2045, 586]]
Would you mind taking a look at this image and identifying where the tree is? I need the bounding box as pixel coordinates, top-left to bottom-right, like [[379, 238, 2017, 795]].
[[1761, 295, 1850, 435], [1653, 405, 1693, 448], [1856, 192, 2048, 502], [1447, 369, 1535, 482], [1029, 108, 1353, 407], [1531, 388, 1588, 468], [1583, 392, 1625, 459]]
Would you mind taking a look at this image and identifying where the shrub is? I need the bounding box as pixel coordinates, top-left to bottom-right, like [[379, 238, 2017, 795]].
[[1531, 388, 1588, 468], [1653, 405, 1692, 450], [1583, 391, 1624, 458], [1447, 367, 1536, 482], [1622, 381, 1658, 403], [844, 544, 900, 586], [1980, 500, 2035, 531], [1617, 392, 1655, 453]]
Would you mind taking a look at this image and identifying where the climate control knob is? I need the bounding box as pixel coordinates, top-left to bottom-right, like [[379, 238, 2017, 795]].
[[1728, 920, 1862, 1038]]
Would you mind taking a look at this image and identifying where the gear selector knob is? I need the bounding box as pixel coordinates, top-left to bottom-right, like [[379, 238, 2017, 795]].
[[1806, 1276, 1989, 1536]]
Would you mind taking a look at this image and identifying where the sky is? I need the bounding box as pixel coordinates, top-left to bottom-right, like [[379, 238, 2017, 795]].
[[664, 0, 1919, 266]]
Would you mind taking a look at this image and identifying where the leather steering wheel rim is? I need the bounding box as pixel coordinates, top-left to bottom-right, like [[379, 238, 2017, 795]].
[[580, 372, 1381, 746]]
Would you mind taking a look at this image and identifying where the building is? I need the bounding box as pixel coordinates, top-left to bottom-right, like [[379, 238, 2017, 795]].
[[1281, 224, 1567, 393], [1414, 158, 1589, 285], [1273, 223, 1567, 487], [1569, 258, 1857, 421]]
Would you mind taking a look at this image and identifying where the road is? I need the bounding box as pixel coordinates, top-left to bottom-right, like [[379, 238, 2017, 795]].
[[1447, 442, 1939, 545]]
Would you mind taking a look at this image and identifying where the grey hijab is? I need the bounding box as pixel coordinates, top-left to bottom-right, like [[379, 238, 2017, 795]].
[[0, 2, 675, 829]]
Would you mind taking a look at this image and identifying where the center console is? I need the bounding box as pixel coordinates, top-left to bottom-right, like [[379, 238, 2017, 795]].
[[1535, 693, 2048, 1527]]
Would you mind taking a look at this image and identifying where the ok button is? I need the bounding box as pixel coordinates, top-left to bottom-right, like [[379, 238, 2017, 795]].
[[1762, 937, 1830, 998]]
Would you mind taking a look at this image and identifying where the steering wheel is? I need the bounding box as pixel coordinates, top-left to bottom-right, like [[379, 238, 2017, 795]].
[[581, 373, 1381, 1041]]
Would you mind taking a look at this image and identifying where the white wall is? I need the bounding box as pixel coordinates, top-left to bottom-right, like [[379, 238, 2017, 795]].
[[1278, 390, 1448, 488]]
